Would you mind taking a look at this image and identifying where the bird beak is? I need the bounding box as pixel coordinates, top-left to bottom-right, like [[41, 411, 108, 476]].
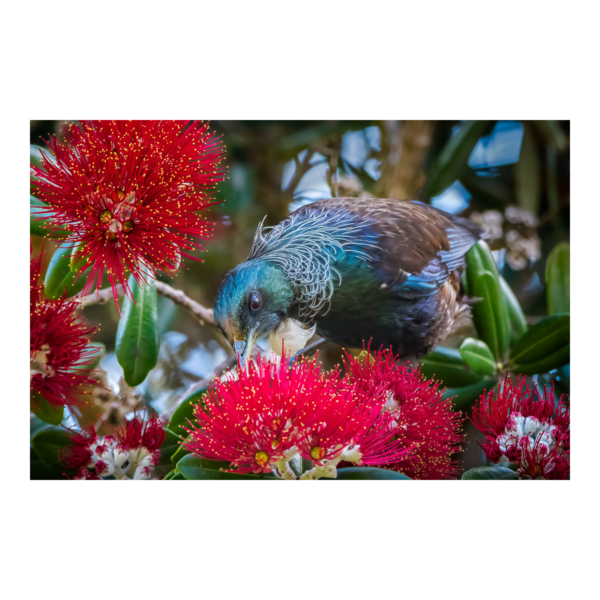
[[234, 322, 260, 367], [234, 339, 247, 365]]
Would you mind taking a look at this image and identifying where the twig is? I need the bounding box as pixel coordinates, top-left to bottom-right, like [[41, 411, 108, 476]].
[[77, 281, 217, 329]]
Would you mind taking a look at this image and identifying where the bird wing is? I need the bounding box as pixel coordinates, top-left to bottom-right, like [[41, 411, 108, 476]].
[[296, 197, 482, 299]]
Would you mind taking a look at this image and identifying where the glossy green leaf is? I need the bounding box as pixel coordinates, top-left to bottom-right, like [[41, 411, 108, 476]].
[[159, 429, 181, 465], [442, 377, 498, 410], [30, 197, 69, 237], [171, 443, 192, 466], [459, 338, 496, 376], [546, 242, 570, 315], [116, 275, 160, 387], [177, 455, 277, 480], [69, 240, 90, 273], [509, 314, 569, 367], [44, 242, 89, 299], [465, 241, 510, 363], [334, 467, 411, 480], [511, 345, 570, 376], [163, 469, 186, 480], [461, 465, 518, 480], [427, 120, 493, 197], [32, 426, 72, 469], [499, 275, 528, 342], [515, 125, 540, 214], [420, 346, 484, 388], [31, 394, 64, 425], [168, 388, 207, 436], [471, 270, 510, 363], [464, 240, 499, 296]]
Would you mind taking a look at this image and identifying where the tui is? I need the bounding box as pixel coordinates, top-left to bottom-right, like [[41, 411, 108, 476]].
[[214, 197, 482, 363]]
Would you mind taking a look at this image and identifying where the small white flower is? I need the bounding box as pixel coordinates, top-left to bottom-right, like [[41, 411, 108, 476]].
[[341, 444, 363, 464], [383, 391, 399, 412], [133, 466, 152, 480], [113, 447, 130, 467]]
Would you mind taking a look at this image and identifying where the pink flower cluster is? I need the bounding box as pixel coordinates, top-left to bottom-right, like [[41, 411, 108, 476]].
[[62, 414, 166, 480], [470, 375, 570, 480]]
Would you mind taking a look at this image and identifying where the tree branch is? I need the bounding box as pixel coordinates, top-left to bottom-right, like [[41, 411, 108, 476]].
[[77, 281, 217, 329]]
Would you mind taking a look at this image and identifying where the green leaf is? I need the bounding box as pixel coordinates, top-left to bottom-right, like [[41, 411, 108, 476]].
[[515, 125, 540, 214], [509, 314, 569, 370], [420, 346, 484, 388], [177, 454, 277, 480], [442, 377, 498, 410], [459, 338, 497, 376], [163, 469, 186, 480], [159, 429, 181, 465], [168, 388, 207, 436], [461, 465, 519, 480], [69, 240, 90, 273], [44, 241, 90, 299], [499, 275, 528, 343], [465, 241, 511, 363], [32, 426, 72, 469], [511, 345, 570, 376], [334, 467, 411, 480], [30, 197, 67, 238], [427, 120, 493, 197], [546, 242, 570, 315], [464, 240, 499, 298], [171, 443, 192, 466], [116, 275, 160, 387], [31, 394, 64, 425]]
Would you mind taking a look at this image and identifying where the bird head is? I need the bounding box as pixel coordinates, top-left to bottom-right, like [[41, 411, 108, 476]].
[[214, 261, 295, 364]]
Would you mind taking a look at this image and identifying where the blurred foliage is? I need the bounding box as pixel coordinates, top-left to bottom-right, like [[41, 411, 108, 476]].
[[30, 119, 570, 475]]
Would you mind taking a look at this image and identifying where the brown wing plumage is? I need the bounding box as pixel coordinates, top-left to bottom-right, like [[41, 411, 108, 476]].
[[294, 197, 481, 296]]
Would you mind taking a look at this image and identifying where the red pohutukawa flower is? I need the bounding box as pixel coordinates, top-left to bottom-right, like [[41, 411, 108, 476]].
[[470, 375, 570, 480], [30, 251, 100, 409], [62, 414, 166, 480], [344, 348, 466, 480], [32, 120, 226, 303], [182, 356, 410, 479]]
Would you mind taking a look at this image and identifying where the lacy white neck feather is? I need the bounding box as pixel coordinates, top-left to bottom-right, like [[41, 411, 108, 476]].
[[247, 209, 377, 318]]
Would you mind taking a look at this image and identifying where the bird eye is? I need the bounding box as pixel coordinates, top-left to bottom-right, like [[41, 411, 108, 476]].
[[250, 293, 261, 311]]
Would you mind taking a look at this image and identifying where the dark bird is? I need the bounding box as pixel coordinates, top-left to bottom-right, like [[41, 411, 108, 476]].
[[214, 197, 482, 363]]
